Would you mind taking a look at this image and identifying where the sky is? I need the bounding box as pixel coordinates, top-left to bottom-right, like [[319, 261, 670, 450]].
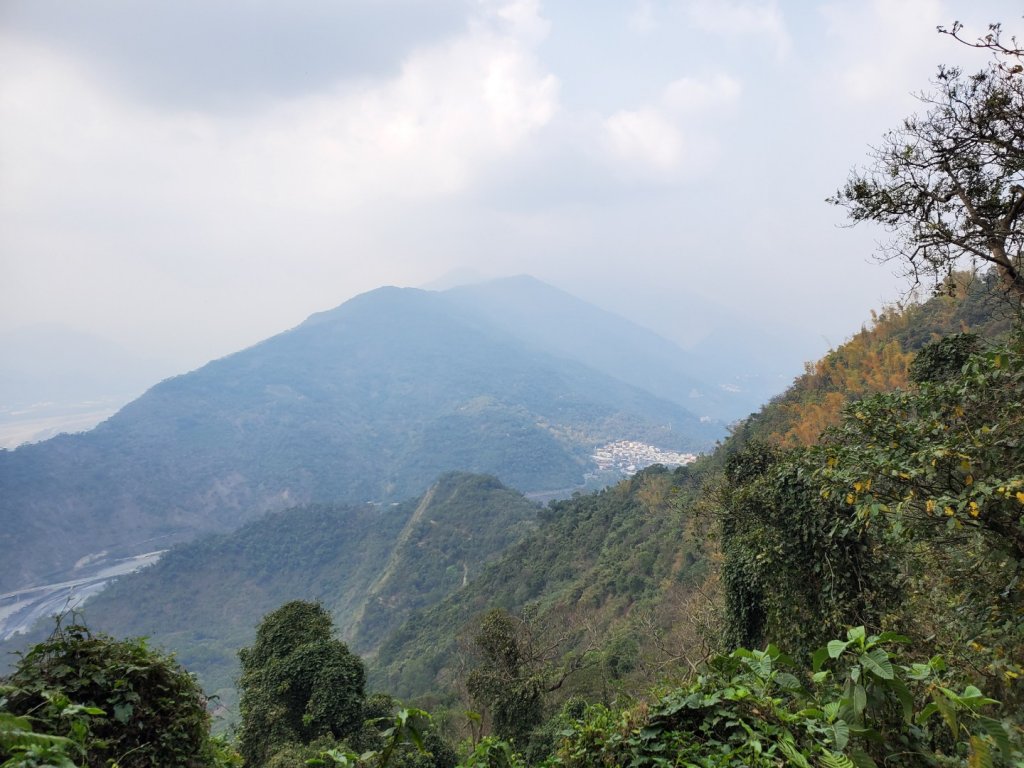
[[1, 0, 1021, 380]]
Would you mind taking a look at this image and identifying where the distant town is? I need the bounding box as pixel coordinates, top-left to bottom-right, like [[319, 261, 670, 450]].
[[590, 440, 698, 476]]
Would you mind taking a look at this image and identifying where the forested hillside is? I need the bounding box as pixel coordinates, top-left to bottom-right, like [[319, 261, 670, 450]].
[[371, 463, 714, 701], [5, 474, 538, 707]]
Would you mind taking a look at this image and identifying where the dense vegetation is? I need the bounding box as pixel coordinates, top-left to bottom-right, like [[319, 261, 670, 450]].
[[0, 618, 233, 767], [4, 289, 1023, 766]]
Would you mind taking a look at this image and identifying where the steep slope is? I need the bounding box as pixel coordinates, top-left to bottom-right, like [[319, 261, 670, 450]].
[[733, 272, 1016, 448], [0, 285, 720, 591], [370, 463, 713, 699], [369, 274, 1019, 703], [8, 473, 539, 702]]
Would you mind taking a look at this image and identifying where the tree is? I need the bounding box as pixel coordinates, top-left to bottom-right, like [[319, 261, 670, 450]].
[[812, 335, 1024, 706], [237, 601, 365, 767], [1, 618, 220, 768], [830, 61, 1024, 301], [465, 608, 597, 747], [938, 20, 1024, 73]]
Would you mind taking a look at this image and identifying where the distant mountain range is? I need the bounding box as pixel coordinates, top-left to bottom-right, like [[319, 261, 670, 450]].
[[0, 277, 725, 591]]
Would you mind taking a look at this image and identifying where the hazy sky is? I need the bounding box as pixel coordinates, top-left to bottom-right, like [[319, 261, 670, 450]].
[[1, 0, 1020, 375]]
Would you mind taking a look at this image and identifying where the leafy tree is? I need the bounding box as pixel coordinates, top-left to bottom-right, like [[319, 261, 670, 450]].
[[465, 609, 596, 748], [908, 332, 982, 383], [813, 335, 1024, 706], [466, 610, 545, 746], [712, 442, 897, 659], [1, 618, 221, 768], [830, 60, 1024, 301], [237, 601, 366, 766]]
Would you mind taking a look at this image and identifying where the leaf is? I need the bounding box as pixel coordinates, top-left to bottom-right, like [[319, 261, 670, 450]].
[[820, 751, 855, 768], [861, 649, 894, 680], [931, 690, 958, 738], [112, 702, 134, 723], [968, 734, 993, 768], [828, 640, 850, 659], [812, 646, 831, 672], [887, 676, 914, 724], [829, 719, 850, 751], [851, 684, 867, 718], [776, 736, 811, 768], [774, 672, 803, 691], [873, 632, 911, 645], [977, 716, 1011, 760], [916, 702, 938, 724]]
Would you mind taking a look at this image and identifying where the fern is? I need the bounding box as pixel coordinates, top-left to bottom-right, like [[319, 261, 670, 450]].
[[819, 752, 855, 768]]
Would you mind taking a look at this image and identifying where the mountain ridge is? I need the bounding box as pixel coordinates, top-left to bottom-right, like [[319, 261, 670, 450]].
[[0, 279, 721, 592]]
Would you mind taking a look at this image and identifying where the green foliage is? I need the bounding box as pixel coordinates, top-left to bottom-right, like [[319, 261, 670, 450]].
[[714, 442, 897, 659], [546, 630, 1021, 767], [308, 703, 456, 768], [817, 336, 1024, 560], [457, 737, 526, 768], [373, 465, 712, 701], [238, 602, 366, 767], [909, 333, 982, 383], [812, 335, 1024, 707], [0, 473, 542, 712], [0, 686, 101, 768], [0, 618, 219, 768], [466, 611, 547, 745], [351, 474, 539, 651]]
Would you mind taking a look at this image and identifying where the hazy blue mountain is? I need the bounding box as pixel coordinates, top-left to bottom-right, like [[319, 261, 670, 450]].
[[443, 276, 755, 421], [0, 284, 720, 591]]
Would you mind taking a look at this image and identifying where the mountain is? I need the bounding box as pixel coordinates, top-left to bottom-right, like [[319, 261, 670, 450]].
[[370, 462, 713, 700], [443, 276, 745, 421], [0, 282, 721, 592], [1, 473, 538, 702]]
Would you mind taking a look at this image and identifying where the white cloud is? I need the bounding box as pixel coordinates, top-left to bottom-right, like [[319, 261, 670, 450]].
[[0, 3, 560, 358], [682, 0, 790, 60], [600, 74, 741, 179], [603, 108, 685, 172], [662, 74, 743, 116], [484, 0, 552, 45], [819, 0, 947, 104]]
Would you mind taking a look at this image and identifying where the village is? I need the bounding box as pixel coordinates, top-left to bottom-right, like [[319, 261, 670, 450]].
[[590, 440, 698, 477]]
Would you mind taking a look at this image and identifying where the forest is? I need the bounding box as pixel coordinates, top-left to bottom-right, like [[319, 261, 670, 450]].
[[3, 22, 1024, 768]]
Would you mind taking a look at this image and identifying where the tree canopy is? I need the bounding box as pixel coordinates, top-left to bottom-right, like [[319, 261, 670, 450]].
[[237, 601, 366, 767], [1, 619, 217, 768], [831, 62, 1024, 301]]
